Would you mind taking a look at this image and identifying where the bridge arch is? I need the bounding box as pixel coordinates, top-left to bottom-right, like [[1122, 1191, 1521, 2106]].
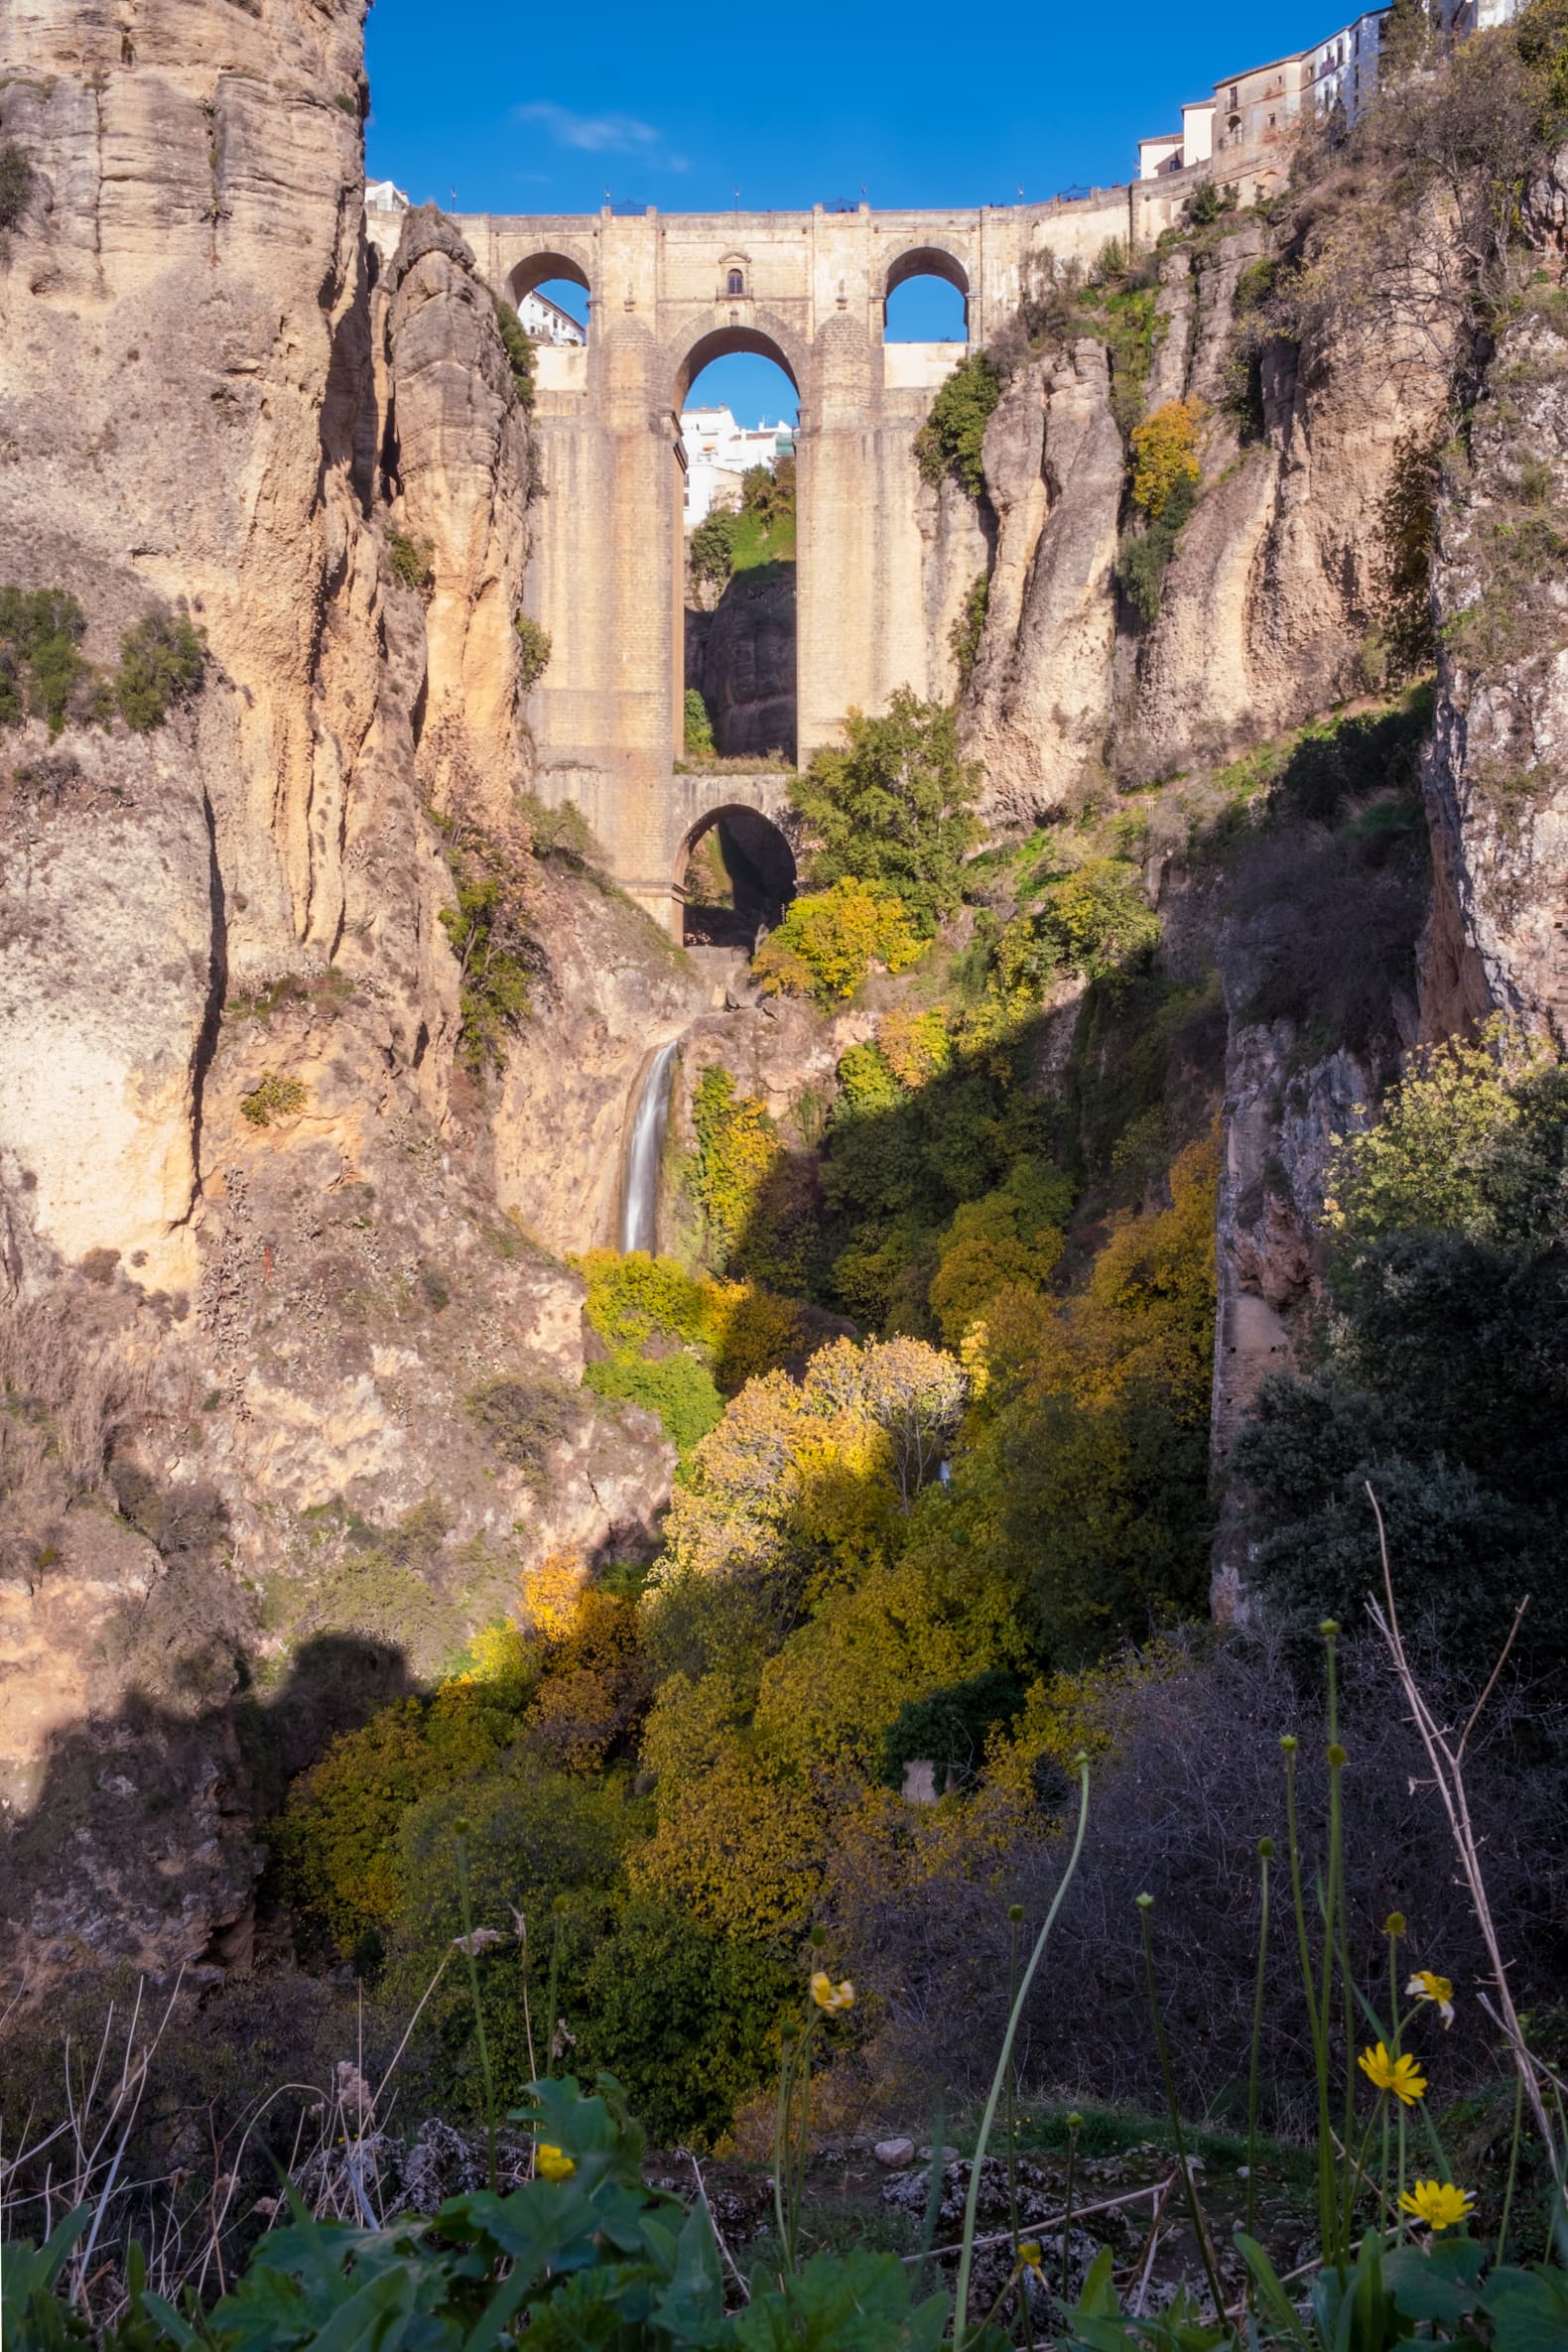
[[674, 796, 797, 947], [881, 243, 971, 333], [506, 248, 593, 310], [673, 321, 803, 407]]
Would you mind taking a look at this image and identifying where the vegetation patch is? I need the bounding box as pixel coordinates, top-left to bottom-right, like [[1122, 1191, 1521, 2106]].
[[492, 297, 535, 404], [914, 349, 1000, 497], [239, 1072, 308, 1128], [387, 530, 435, 592]]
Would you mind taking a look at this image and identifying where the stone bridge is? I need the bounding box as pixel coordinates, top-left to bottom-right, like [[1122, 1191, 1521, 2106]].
[[451, 188, 1192, 930]]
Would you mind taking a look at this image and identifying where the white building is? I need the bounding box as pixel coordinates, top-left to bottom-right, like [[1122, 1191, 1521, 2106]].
[[1135, 4, 1426, 184], [679, 406, 796, 528], [516, 289, 585, 345]]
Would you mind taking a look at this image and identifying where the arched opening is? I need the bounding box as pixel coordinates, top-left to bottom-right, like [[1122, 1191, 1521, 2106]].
[[882, 245, 970, 342], [507, 251, 591, 345], [679, 330, 799, 767], [678, 805, 796, 949], [726, 267, 745, 296]]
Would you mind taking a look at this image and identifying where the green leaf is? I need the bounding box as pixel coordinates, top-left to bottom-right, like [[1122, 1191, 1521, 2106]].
[[1233, 2234, 1311, 2349], [1479, 2264, 1568, 2352], [1383, 2236, 1484, 2324]]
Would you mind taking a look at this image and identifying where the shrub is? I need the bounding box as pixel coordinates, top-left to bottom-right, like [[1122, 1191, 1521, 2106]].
[[1129, 397, 1204, 520], [513, 611, 551, 687], [239, 1072, 308, 1127], [515, 788, 605, 871], [689, 508, 738, 590], [689, 1065, 784, 1265], [914, 349, 1000, 497], [571, 1899, 792, 2148], [789, 688, 981, 933], [684, 685, 715, 756], [493, 297, 535, 404], [995, 858, 1159, 992], [877, 1668, 1028, 1795], [114, 609, 205, 730], [950, 570, 989, 691], [1115, 469, 1198, 622], [1322, 1023, 1559, 1248], [387, 529, 434, 591], [436, 807, 537, 1075], [0, 586, 92, 737], [753, 879, 924, 1002], [464, 1372, 579, 1485], [584, 1353, 724, 1464], [0, 140, 33, 231]]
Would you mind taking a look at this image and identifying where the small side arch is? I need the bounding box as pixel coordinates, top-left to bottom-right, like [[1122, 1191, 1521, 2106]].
[[676, 803, 797, 947], [506, 248, 592, 309], [881, 243, 971, 333]]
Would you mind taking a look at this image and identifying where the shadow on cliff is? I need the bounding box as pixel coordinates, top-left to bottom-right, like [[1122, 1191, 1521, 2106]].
[[2, 1632, 418, 1977]]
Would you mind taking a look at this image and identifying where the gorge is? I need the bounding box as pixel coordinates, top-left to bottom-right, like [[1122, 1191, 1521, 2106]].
[[2, 0, 1568, 2303]]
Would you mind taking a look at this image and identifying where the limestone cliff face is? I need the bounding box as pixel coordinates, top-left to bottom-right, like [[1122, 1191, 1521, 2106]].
[[962, 339, 1123, 824], [957, 221, 1452, 822], [1423, 281, 1568, 1036], [0, 0, 693, 1985], [380, 207, 536, 815]]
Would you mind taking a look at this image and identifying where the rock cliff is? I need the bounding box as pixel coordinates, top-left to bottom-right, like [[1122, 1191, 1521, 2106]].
[[0, 0, 696, 1982]]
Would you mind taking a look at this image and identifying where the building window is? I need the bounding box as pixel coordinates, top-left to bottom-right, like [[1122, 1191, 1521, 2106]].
[[726, 269, 744, 296]]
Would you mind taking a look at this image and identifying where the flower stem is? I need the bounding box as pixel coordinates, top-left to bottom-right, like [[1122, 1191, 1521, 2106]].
[[1283, 1740, 1334, 2262], [1062, 2112, 1081, 2311], [455, 1830, 497, 2195], [1244, 1847, 1270, 2252], [1497, 2067, 1524, 2266], [953, 1755, 1092, 2351], [1138, 1899, 1227, 2321], [1003, 1912, 1033, 2352]]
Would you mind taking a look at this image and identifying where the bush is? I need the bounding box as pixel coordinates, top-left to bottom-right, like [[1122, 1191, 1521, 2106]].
[[584, 1353, 724, 1464], [515, 788, 605, 872], [1116, 470, 1198, 622], [950, 571, 989, 691], [689, 508, 738, 590], [464, 1372, 579, 1485], [387, 529, 434, 591], [789, 688, 981, 934], [914, 350, 1000, 497], [0, 140, 33, 231], [684, 685, 715, 756], [0, 586, 92, 736], [493, 297, 535, 404], [995, 858, 1160, 993], [877, 1667, 1026, 1790], [753, 879, 924, 1002], [1129, 398, 1204, 520], [514, 611, 551, 687], [239, 1072, 308, 1127], [437, 809, 537, 1075], [114, 609, 205, 729]]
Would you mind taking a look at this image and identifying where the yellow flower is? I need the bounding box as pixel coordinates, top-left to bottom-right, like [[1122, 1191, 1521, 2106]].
[[1018, 2241, 1043, 2273], [810, 1971, 854, 2014], [535, 2143, 576, 2181], [1359, 2042, 1427, 2106], [1399, 2179, 1475, 2232], [1406, 1969, 1456, 2028]]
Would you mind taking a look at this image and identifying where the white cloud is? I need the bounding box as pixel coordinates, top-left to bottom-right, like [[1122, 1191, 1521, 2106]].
[[516, 101, 659, 155]]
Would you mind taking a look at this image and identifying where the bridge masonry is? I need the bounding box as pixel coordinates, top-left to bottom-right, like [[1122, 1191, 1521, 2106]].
[[451, 183, 1197, 931]]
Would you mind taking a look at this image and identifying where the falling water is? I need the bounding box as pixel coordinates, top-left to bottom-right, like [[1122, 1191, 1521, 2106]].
[[618, 1038, 681, 1254]]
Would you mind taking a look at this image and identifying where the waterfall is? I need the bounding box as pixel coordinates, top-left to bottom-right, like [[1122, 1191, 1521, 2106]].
[[618, 1038, 680, 1255]]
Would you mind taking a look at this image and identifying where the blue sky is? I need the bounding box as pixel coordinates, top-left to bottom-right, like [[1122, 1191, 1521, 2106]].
[[366, 0, 1321, 421]]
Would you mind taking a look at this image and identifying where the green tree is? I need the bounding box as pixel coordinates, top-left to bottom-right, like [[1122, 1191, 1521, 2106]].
[[114, 609, 205, 730], [689, 509, 738, 591], [790, 689, 981, 933], [914, 350, 1000, 497]]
